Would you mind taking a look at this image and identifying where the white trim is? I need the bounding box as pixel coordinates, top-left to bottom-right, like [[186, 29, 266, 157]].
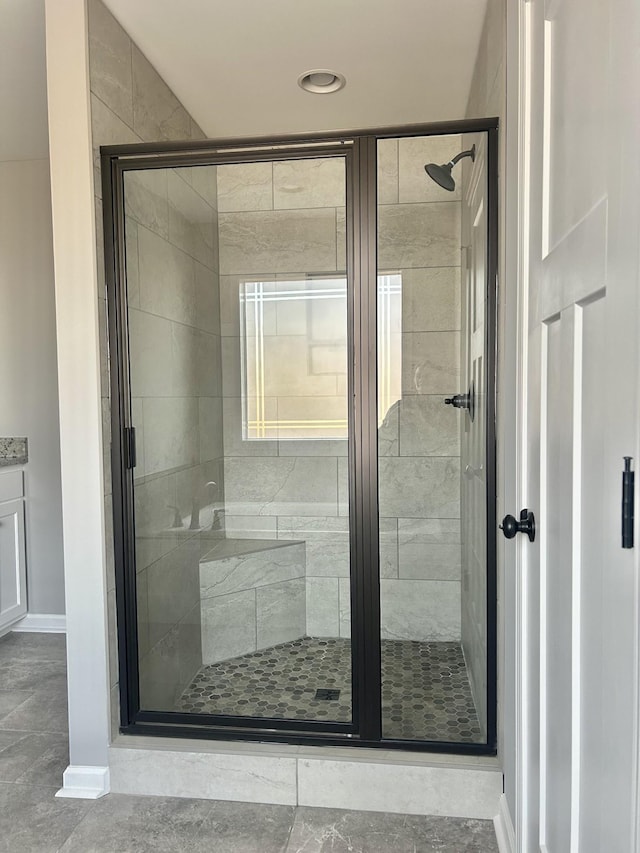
[[494, 794, 516, 853], [56, 765, 110, 799], [12, 613, 66, 633], [45, 0, 111, 772], [505, 0, 534, 845]]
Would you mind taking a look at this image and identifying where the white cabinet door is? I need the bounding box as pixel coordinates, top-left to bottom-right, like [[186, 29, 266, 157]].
[[517, 0, 640, 849], [0, 499, 27, 634]]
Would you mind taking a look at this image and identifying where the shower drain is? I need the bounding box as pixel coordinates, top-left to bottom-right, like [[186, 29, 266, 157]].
[[314, 688, 341, 701]]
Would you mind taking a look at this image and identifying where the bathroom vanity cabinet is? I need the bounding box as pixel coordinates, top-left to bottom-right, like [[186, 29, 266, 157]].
[[0, 470, 27, 635]]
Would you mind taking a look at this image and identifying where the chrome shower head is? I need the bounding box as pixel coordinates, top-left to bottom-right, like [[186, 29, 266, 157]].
[[424, 145, 476, 192]]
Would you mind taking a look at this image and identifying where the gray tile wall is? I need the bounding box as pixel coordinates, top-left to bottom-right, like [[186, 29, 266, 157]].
[[88, 0, 221, 715], [217, 157, 348, 646], [376, 136, 462, 643], [199, 541, 306, 663], [216, 140, 463, 644]]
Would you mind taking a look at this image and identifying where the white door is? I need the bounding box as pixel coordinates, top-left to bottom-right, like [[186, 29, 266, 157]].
[[517, 0, 640, 850]]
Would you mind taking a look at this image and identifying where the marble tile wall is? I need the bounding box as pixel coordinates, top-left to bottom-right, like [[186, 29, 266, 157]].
[[199, 540, 306, 663], [88, 0, 222, 713], [377, 135, 463, 642], [217, 159, 348, 645], [216, 140, 463, 644]]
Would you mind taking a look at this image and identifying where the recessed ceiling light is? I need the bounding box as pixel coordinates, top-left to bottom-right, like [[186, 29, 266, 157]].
[[298, 69, 346, 94]]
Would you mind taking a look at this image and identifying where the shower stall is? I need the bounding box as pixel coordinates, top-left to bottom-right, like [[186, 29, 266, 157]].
[[104, 119, 497, 753]]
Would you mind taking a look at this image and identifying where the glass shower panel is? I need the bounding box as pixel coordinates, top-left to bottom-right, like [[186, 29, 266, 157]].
[[376, 134, 487, 743], [123, 155, 354, 725]]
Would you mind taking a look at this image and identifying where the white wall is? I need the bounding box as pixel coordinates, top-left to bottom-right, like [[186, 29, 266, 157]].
[[0, 158, 65, 615], [0, 0, 50, 163]]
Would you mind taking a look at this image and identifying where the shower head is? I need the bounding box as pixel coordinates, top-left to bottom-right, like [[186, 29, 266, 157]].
[[424, 145, 476, 192], [425, 162, 456, 192]]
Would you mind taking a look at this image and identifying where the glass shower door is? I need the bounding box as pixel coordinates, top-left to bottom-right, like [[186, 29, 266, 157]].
[[375, 133, 489, 744], [122, 152, 356, 727], [106, 124, 497, 752]]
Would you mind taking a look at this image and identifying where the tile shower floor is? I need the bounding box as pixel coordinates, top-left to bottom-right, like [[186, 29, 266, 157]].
[[178, 637, 483, 743]]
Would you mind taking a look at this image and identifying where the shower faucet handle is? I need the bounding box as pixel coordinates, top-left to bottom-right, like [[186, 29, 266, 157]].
[[444, 382, 475, 421], [444, 393, 470, 409]]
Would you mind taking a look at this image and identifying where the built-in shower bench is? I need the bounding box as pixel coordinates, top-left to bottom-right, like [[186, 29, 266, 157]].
[[199, 537, 306, 664]]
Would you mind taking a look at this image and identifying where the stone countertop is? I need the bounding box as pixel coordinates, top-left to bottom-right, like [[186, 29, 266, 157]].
[[0, 437, 28, 467]]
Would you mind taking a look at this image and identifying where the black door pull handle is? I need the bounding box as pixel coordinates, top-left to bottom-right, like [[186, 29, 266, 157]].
[[622, 457, 634, 549], [500, 509, 535, 542]]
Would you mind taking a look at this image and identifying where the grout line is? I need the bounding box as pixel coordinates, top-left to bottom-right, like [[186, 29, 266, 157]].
[[129, 36, 135, 129], [90, 91, 139, 141], [271, 162, 274, 211], [50, 790, 101, 846], [254, 587, 258, 651], [0, 156, 51, 166], [282, 808, 297, 853]]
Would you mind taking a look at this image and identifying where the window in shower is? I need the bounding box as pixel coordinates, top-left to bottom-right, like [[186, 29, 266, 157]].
[[104, 123, 497, 754], [239, 273, 402, 441], [240, 277, 349, 441]]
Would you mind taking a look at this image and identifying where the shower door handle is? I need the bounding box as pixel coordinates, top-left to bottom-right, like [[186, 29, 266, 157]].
[[124, 427, 137, 469]]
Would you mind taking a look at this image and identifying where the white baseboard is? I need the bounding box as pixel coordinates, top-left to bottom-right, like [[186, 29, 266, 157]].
[[56, 765, 110, 799], [12, 613, 66, 633], [494, 793, 516, 853]]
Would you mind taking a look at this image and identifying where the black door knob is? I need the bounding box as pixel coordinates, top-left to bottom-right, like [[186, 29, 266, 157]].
[[500, 509, 535, 542], [444, 382, 475, 421]]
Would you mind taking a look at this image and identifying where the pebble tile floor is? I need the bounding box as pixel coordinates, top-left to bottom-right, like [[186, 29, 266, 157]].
[[178, 637, 484, 743], [0, 632, 498, 852]]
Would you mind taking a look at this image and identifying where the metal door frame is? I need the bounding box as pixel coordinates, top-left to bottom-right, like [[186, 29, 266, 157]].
[[102, 117, 498, 755]]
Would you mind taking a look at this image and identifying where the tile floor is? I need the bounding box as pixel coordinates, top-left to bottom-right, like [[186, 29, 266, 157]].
[[178, 637, 484, 743], [0, 632, 499, 852]]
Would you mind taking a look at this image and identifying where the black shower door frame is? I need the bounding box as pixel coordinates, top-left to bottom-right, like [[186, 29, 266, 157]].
[[102, 118, 499, 755]]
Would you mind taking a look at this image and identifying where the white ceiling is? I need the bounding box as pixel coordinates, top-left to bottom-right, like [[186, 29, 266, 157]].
[[103, 0, 488, 138], [0, 0, 49, 161], [0, 0, 488, 163]]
